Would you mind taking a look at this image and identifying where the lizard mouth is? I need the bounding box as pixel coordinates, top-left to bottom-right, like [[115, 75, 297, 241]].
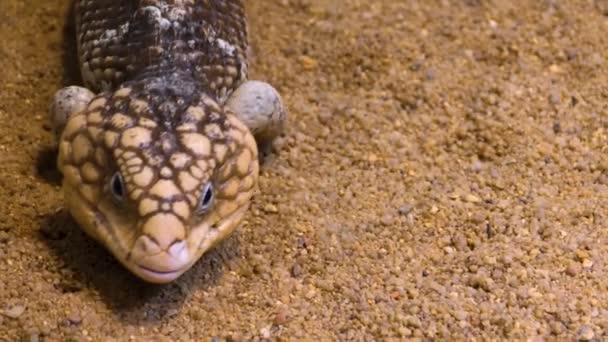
[[131, 203, 251, 283], [135, 264, 187, 283]]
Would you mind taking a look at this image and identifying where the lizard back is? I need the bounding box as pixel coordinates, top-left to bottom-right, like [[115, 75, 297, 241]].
[[75, 0, 248, 103]]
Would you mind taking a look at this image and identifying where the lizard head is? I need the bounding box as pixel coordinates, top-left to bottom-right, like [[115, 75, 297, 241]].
[[57, 84, 258, 283]]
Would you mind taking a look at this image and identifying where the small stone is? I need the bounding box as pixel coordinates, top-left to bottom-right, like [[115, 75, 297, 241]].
[[271, 136, 286, 153], [398, 327, 412, 337], [299, 55, 318, 70], [380, 214, 395, 226], [23, 331, 40, 342], [565, 47, 578, 60], [468, 275, 493, 292], [549, 64, 563, 74], [316, 279, 334, 292], [317, 111, 331, 124], [404, 315, 422, 328], [453, 310, 468, 321], [565, 262, 581, 276], [273, 307, 289, 325], [553, 121, 562, 134], [551, 321, 564, 335], [575, 250, 590, 261], [0, 231, 9, 243], [486, 223, 495, 239], [590, 52, 603, 66], [66, 313, 82, 325], [549, 89, 561, 105], [577, 326, 594, 341], [305, 289, 316, 299], [464, 194, 481, 203], [2, 305, 26, 318], [262, 204, 278, 214], [189, 309, 204, 321], [399, 205, 413, 215], [597, 0, 608, 14], [582, 259, 594, 269], [296, 236, 309, 249], [260, 325, 272, 339], [470, 160, 484, 172], [291, 263, 302, 278]]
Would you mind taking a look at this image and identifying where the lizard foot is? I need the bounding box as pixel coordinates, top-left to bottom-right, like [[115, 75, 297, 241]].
[[49, 86, 94, 139], [226, 80, 287, 145]]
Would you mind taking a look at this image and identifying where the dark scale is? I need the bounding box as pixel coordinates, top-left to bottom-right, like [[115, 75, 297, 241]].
[[76, 0, 248, 101]]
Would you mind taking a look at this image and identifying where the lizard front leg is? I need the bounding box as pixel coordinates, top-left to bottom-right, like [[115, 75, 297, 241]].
[[226, 80, 287, 144], [49, 85, 94, 139]]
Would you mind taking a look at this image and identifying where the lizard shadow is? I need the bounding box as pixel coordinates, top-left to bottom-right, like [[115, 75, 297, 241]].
[[60, 0, 83, 87], [35, 146, 61, 186], [38, 209, 241, 325], [34, 0, 81, 187]]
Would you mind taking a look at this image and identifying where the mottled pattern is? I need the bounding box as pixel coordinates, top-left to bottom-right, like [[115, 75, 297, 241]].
[[57, 0, 259, 283], [76, 0, 248, 102]]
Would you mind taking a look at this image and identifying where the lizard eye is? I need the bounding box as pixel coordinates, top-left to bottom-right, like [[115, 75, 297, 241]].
[[198, 182, 214, 214], [110, 172, 125, 201]]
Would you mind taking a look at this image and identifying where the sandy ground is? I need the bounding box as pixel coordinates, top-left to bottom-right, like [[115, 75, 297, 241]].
[[2, 0, 608, 340]]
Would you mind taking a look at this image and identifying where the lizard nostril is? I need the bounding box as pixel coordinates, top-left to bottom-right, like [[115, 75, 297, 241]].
[[168, 240, 188, 261], [137, 235, 162, 255], [169, 239, 183, 248]]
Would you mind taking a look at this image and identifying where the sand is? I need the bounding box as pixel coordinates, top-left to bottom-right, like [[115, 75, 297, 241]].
[[1, 0, 608, 340]]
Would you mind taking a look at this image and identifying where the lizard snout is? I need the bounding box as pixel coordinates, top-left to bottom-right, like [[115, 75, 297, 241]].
[[128, 213, 192, 283]]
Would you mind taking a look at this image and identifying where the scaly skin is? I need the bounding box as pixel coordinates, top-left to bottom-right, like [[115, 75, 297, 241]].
[[51, 0, 285, 283]]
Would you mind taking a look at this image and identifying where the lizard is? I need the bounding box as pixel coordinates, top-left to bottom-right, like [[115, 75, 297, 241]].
[[48, 0, 286, 283]]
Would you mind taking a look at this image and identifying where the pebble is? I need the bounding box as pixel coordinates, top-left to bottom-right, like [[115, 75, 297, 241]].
[[260, 325, 272, 339], [262, 203, 278, 214], [565, 47, 578, 60], [565, 262, 581, 277], [299, 55, 318, 70], [549, 89, 561, 105], [582, 259, 594, 269], [399, 204, 413, 215], [317, 110, 332, 124], [596, 0, 608, 15], [553, 121, 562, 134], [23, 331, 40, 342], [291, 263, 302, 278], [464, 194, 481, 203], [0, 231, 9, 243], [2, 304, 25, 318], [398, 327, 412, 337], [577, 326, 595, 341], [380, 214, 395, 226], [576, 250, 590, 261], [549, 64, 563, 74], [468, 275, 493, 292], [273, 307, 289, 326], [590, 52, 603, 66], [404, 315, 422, 328], [66, 313, 82, 325]]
